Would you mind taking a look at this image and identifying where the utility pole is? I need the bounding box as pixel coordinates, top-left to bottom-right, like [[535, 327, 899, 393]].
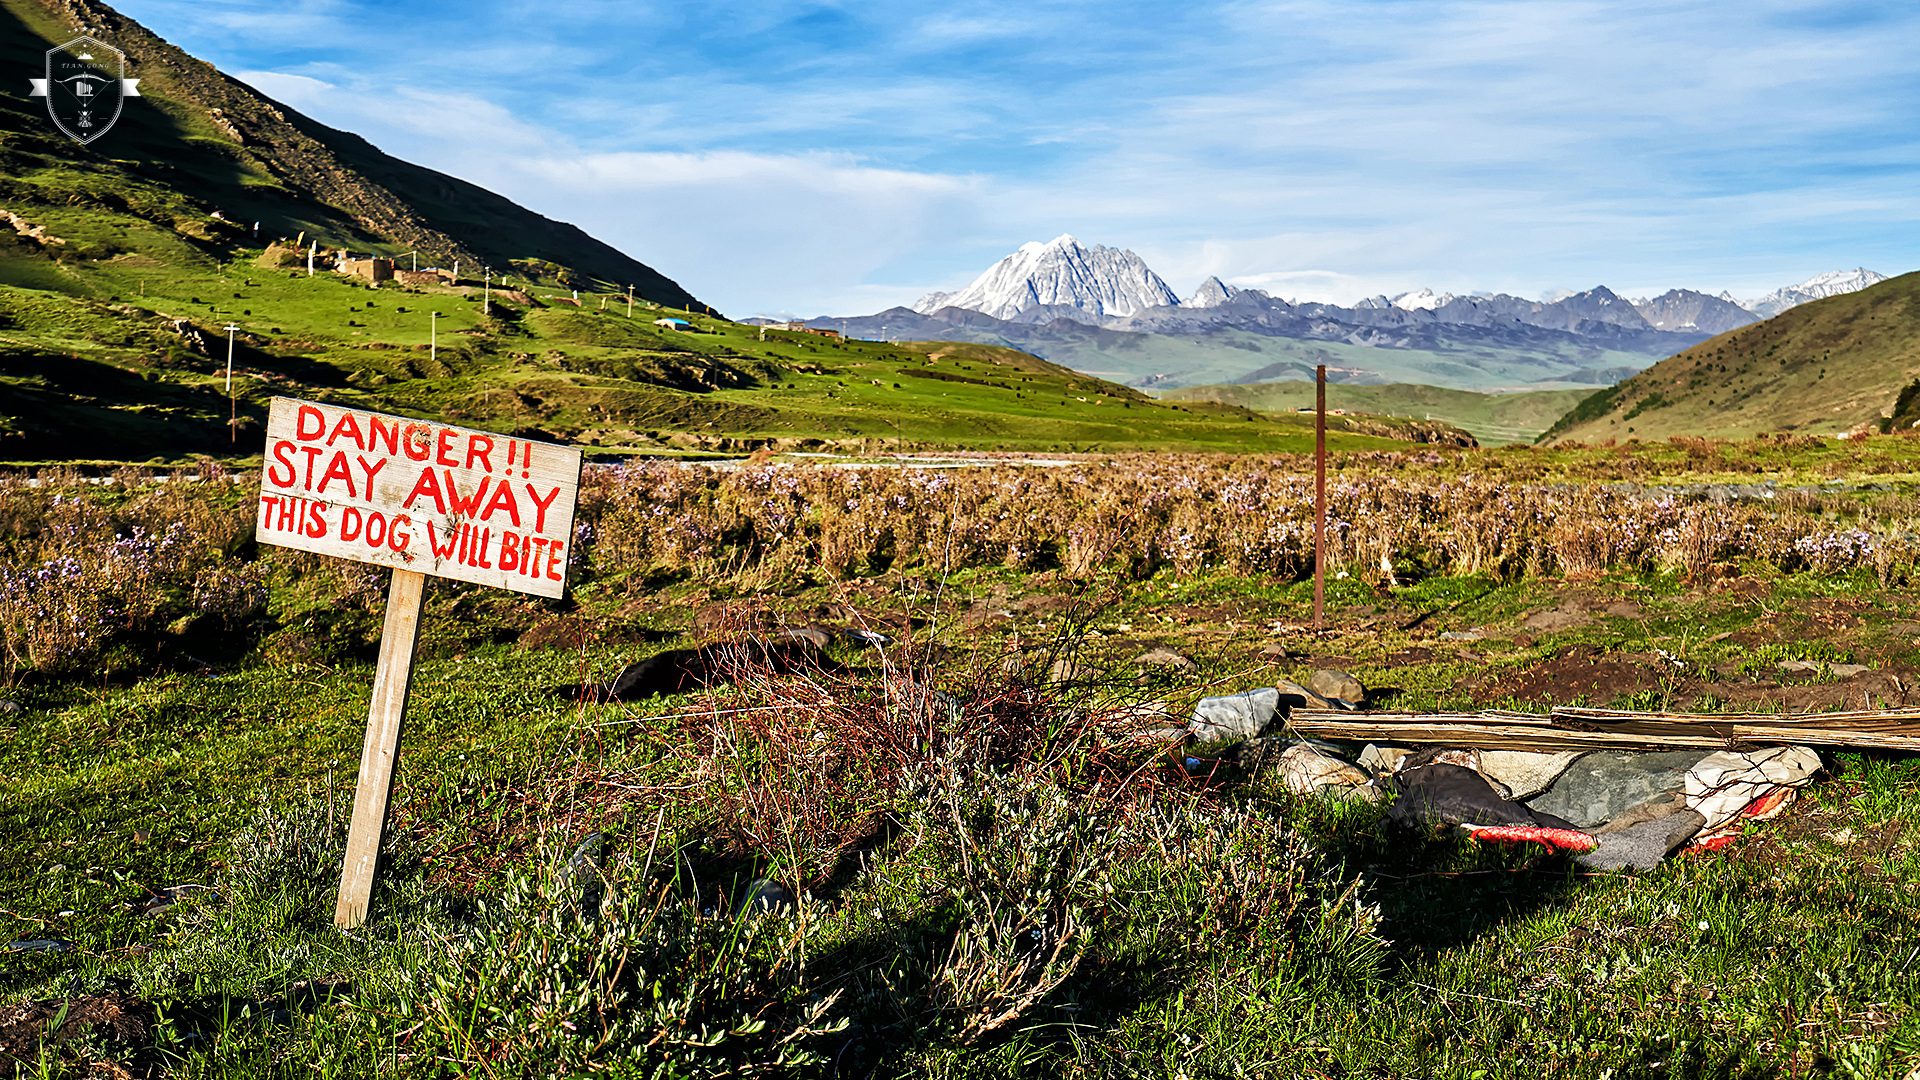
[[431, 311, 442, 364], [1313, 364, 1327, 631], [225, 323, 241, 444], [626, 285, 633, 318], [483, 267, 491, 317]]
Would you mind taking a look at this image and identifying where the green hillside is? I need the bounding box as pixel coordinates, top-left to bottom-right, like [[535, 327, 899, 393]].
[[0, 0, 1482, 461], [1542, 271, 1920, 444], [0, 0, 700, 308], [0, 249, 1469, 460], [1160, 381, 1594, 445]]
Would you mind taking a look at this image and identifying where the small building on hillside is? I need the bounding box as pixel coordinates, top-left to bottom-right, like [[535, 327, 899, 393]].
[[338, 257, 394, 283], [764, 321, 841, 339], [654, 317, 693, 331], [394, 268, 451, 287]]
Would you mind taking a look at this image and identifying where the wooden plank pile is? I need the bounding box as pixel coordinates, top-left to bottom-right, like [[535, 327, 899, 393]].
[[1286, 706, 1920, 752]]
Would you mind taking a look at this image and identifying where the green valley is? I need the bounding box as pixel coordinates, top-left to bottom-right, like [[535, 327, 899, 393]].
[[1160, 380, 1596, 445]]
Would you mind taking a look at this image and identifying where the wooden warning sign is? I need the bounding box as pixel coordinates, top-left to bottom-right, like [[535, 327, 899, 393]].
[[254, 397, 583, 928], [258, 397, 582, 598]]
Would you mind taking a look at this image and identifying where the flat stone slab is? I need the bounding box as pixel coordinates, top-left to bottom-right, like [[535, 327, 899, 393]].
[[1525, 750, 1713, 829]]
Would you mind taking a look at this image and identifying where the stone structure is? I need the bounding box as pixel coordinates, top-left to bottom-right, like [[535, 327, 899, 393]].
[[338, 257, 394, 283]]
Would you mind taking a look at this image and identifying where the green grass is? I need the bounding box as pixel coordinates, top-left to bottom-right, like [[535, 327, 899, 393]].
[[0, 242, 1453, 460], [1161, 381, 1599, 445], [9, 471, 1920, 1075]]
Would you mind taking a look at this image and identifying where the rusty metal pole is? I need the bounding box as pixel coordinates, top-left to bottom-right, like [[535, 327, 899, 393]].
[[1314, 364, 1326, 630]]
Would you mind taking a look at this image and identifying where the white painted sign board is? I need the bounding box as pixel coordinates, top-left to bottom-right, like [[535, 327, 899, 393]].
[[256, 397, 582, 598], [254, 397, 583, 928]]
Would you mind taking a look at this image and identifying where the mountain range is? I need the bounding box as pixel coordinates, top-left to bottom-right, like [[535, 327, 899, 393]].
[[806, 235, 1888, 393], [1541, 270, 1920, 443]]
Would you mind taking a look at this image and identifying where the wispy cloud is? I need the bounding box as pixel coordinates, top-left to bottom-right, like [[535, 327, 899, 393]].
[[124, 0, 1920, 313]]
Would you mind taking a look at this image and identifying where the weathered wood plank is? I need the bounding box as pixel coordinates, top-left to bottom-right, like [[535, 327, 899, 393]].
[[1286, 707, 1920, 751], [334, 568, 426, 930]]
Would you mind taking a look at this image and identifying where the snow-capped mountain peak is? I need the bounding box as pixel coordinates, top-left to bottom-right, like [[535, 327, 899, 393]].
[[1745, 268, 1888, 318], [1391, 288, 1456, 311], [911, 234, 1181, 320], [1183, 276, 1243, 308], [910, 290, 954, 315]]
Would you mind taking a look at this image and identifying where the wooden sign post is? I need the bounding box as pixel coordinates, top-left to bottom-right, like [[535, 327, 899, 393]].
[[253, 397, 583, 928]]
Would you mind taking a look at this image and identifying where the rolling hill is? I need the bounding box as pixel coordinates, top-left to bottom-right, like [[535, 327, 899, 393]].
[[0, 0, 1475, 462], [1160, 382, 1594, 446], [0, 16, 1469, 465], [0, 0, 701, 308], [1541, 271, 1920, 444]]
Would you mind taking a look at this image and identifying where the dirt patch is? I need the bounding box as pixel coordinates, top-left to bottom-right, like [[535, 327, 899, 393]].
[[692, 600, 773, 636], [0, 993, 154, 1075], [1011, 594, 1078, 616], [1153, 602, 1246, 624], [1803, 597, 1874, 630], [1474, 644, 1916, 712], [1473, 645, 1661, 704], [1715, 807, 1908, 874], [1518, 595, 1643, 633], [1727, 622, 1789, 647]]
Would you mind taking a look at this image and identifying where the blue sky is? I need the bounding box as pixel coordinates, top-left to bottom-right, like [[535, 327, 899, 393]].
[[114, 0, 1920, 317]]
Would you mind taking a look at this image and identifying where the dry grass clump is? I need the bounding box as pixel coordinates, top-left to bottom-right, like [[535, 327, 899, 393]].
[[0, 467, 263, 677], [574, 454, 1918, 590], [650, 642, 1157, 891]]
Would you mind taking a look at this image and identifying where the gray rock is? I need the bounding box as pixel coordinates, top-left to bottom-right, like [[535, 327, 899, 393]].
[[0, 699, 20, 716], [777, 626, 832, 648], [565, 832, 611, 920], [1227, 740, 1378, 800], [565, 832, 609, 881], [1049, 658, 1095, 684], [1190, 688, 1281, 742], [1476, 750, 1585, 800], [1575, 809, 1706, 871], [1522, 605, 1590, 632], [1524, 750, 1712, 829], [1358, 744, 1413, 776], [735, 878, 795, 917], [1438, 629, 1485, 642], [1308, 669, 1365, 708], [1780, 660, 1871, 677], [4, 939, 73, 953], [1273, 679, 1335, 711], [1134, 647, 1196, 671]]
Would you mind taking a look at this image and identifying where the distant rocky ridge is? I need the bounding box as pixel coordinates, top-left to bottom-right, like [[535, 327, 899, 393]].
[[1742, 269, 1888, 318], [904, 237, 1882, 341], [825, 238, 1890, 392]]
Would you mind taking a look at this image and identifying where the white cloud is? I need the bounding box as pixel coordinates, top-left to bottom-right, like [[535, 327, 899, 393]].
[[148, 0, 1920, 316], [474, 151, 987, 315]]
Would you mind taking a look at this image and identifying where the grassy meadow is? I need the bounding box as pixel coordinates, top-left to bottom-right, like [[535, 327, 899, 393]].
[[0, 246, 1457, 462], [5, 437, 1920, 1077], [1159, 382, 1597, 446]]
